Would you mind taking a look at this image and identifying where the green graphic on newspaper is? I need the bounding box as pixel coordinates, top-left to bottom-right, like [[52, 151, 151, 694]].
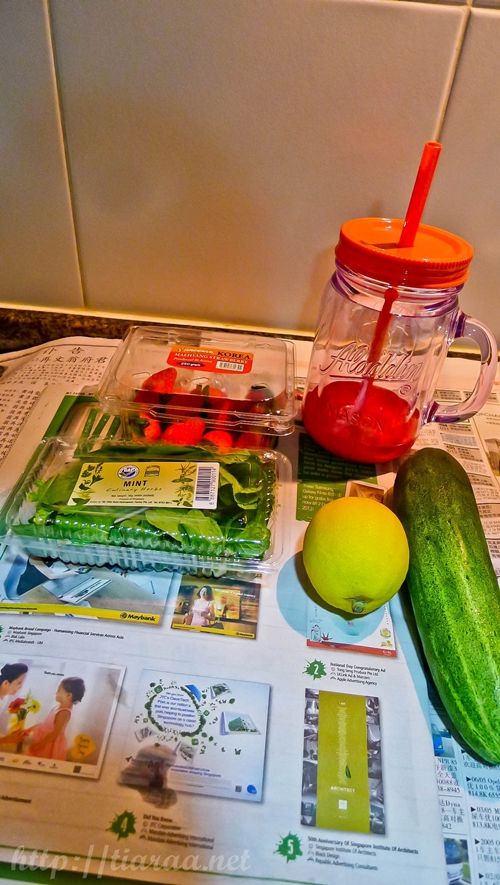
[[275, 833, 303, 862], [304, 659, 326, 680], [108, 810, 137, 840]]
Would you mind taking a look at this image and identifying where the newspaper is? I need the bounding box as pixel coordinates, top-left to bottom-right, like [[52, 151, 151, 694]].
[[0, 337, 120, 504], [0, 336, 497, 885]]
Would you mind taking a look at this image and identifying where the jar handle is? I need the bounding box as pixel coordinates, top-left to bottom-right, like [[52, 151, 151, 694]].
[[429, 313, 498, 424]]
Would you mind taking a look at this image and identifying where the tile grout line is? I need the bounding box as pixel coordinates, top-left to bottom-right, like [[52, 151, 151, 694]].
[[433, 2, 472, 139], [43, 0, 87, 306]]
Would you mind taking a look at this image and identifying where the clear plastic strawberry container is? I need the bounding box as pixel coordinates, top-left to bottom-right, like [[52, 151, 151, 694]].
[[2, 432, 290, 577], [97, 325, 297, 449]]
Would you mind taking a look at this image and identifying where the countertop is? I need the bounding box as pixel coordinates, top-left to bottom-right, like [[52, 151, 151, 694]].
[[0, 309, 137, 353], [0, 309, 307, 354]]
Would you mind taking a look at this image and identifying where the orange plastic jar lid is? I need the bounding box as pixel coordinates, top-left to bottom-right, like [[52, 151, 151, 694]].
[[335, 217, 473, 288]]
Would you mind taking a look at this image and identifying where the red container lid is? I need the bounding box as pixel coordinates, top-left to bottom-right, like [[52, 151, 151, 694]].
[[335, 217, 473, 288]]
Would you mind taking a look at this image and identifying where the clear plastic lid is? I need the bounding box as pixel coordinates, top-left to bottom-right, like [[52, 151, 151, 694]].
[[3, 433, 290, 577], [97, 325, 297, 446]]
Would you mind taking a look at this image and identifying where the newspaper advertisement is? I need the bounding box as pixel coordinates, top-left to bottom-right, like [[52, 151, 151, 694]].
[[0, 337, 497, 885]]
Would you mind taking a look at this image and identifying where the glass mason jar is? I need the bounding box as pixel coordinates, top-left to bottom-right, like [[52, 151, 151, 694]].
[[303, 218, 497, 463]]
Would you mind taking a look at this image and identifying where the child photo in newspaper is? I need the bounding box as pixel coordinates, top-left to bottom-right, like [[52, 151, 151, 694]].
[[0, 660, 28, 748], [0, 654, 124, 778]]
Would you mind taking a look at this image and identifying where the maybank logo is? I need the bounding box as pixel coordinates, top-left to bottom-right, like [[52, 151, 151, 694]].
[[117, 464, 139, 480], [120, 612, 157, 622]]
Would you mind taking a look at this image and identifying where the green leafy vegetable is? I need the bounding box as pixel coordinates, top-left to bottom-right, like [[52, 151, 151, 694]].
[[14, 443, 275, 561]]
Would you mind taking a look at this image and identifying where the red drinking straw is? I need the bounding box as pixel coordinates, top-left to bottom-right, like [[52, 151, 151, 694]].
[[398, 141, 442, 248]]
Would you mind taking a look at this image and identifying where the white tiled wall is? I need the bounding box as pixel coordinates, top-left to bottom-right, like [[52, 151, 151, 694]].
[[1, 0, 499, 341], [0, 1, 82, 308]]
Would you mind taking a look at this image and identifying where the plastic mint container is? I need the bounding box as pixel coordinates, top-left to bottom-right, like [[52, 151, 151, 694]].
[[2, 434, 290, 577], [97, 325, 297, 448]]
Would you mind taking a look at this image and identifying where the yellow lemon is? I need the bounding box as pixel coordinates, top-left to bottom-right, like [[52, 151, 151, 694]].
[[302, 496, 409, 614]]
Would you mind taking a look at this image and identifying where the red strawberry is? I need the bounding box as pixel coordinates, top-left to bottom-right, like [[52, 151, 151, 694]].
[[203, 384, 238, 425], [234, 431, 269, 449], [167, 386, 205, 419], [203, 384, 227, 400], [202, 430, 234, 451], [142, 367, 177, 395], [134, 387, 160, 406], [162, 417, 206, 445], [142, 419, 162, 442]]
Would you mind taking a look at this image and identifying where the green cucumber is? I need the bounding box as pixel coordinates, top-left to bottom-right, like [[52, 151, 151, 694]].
[[393, 446, 500, 764]]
